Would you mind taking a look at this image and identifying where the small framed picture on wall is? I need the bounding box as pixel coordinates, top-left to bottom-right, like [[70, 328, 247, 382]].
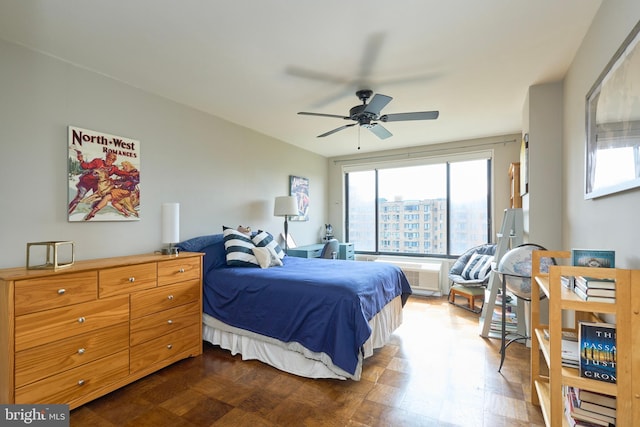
[[289, 175, 309, 221]]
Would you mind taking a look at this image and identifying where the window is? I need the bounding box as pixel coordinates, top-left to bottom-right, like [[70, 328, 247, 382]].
[[345, 155, 490, 257]]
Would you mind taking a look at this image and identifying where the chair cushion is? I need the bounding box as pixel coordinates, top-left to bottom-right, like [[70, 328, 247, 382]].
[[461, 253, 493, 281]]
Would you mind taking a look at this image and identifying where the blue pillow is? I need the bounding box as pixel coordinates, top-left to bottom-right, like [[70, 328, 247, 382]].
[[177, 234, 227, 272], [177, 234, 224, 252]]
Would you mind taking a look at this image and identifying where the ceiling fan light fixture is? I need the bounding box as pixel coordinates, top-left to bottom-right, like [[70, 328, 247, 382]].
[[298, 90, 439, 140]]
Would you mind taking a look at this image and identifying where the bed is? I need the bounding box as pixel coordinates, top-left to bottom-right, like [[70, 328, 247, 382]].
[[177, 232, 412, 380]]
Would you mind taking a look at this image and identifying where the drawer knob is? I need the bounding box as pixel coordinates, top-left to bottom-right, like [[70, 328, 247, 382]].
[[129, 277, 135, 283], [167, 295, 174, 300], [78, 379, 85, 386], [57, 288, 66, 295], [78, 317, 86, 323], [78, 348, 86, 355], [167, 319, 173, 324], [167, 344, 173, 350], [178, 268, 185, 273]]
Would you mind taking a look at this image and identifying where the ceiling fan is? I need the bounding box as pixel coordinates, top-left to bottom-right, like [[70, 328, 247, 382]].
[[298, 89, 439, 139]]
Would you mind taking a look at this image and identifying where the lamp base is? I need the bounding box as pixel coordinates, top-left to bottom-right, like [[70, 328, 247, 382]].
[[161, 247, 179, 256]]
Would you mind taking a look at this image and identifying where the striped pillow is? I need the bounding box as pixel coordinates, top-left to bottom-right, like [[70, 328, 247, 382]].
[[223, 226, 259, 267], [461, 253, 494, 281], [252, 230, 285, 259]]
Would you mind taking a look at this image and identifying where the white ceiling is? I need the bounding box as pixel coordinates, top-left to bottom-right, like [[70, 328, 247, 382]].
[[0, 0, 602, 157]]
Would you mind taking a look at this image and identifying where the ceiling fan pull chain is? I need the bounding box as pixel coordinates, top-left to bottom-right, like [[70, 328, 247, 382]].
[[358, 126, 361, 150]]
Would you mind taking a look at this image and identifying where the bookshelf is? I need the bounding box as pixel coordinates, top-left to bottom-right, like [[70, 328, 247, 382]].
[[530, 250, 638, 426]]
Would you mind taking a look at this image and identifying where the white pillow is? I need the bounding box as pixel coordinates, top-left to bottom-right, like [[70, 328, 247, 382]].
[[223, 226, 259, 267], [252, 230, 285, 259], [253, 246, 283, 269], [461, 253, 493, 281]]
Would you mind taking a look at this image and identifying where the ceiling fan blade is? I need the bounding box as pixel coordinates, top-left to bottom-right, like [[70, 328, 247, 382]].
[[298, 112, 350, 120], [380, 111, 439, 122], [285, 66, 351, 85], [358, 32, 385, 81], [367, 123, 393, 139], [318, 123, 356, 138], [364, 93, 393, 115]]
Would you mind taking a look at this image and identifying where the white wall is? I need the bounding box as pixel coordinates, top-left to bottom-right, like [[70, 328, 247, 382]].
[[563, 1, 640, 268], [0, 39, 328, 269], [521, 82, 564, 250]]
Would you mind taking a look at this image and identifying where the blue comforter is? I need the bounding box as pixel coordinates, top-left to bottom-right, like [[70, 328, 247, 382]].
[[178, 234, 412, 375]]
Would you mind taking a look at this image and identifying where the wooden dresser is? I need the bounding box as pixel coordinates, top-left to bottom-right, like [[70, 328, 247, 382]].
[[0, 252, 203, 409]]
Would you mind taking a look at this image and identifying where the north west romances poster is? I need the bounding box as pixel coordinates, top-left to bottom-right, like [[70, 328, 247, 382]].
[[68, 126, 141, 222]]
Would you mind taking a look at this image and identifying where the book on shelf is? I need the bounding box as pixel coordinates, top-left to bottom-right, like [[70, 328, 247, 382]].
[[579, 322, 616, 383], [575, 275, 616, 290], [565, 387, 616, 427], [562, 386, 616, 427], [544, 331, 580, 366], [577, 389, 616, 409], [561, 275, 574, 290], [573, 280, 616, 298], [543, 328, 578, 341], [573, 285, 615, 303], [579, 401, 616, 419], [562, 339, 580, 367], [571, 249, 615, 268]]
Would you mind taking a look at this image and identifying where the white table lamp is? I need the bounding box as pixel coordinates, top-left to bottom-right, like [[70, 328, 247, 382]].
[[161, 202, 180, 255], [274, 196, 298, 252]]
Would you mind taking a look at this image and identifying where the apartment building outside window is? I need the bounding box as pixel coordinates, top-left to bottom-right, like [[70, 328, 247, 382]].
[[345, 154, 491, 257]]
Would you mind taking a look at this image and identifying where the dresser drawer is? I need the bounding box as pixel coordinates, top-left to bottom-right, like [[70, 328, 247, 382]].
[[15, 322, 129, 387], [15, 349, 129, 405], [130, 300, 200, 346], [99, 263, 157, 297], [130, 324, 200, 373], [339, 243, 355, 260], [158, 257, 201, 286], [14, 271, 98, 316], [130, 279, 200, 319], [15, 296, 129, 352]]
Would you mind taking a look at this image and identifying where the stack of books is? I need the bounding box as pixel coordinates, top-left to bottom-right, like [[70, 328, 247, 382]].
[[564, 386, 616, 426], [573, 276, 616, 303], [543, 329, 579, 368], [570, 248, 616, 303], [490, 294, 518, 335]]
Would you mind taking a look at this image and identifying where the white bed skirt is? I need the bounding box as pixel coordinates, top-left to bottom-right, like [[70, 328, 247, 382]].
[[202, 295, 403, 380]]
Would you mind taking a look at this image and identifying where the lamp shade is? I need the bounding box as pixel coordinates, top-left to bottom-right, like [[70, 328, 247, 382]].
[[274, 196, 298, 217], [161, 202, 180, 244]]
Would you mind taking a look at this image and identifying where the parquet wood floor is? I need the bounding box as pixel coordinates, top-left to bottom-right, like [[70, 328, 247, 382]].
[[70, 296, 545, 426]]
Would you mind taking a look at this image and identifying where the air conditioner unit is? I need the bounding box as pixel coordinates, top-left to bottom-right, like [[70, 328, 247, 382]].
[[374, 259, 441, 295]]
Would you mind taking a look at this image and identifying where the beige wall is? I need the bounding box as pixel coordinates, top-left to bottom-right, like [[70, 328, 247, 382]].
[[563, 1, 640, 268], [2, 1, 639, 270], [0, 39, 328, 269]]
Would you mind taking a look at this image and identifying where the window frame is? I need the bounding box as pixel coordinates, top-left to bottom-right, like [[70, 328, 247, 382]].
[[343, 150, 493, 258]]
